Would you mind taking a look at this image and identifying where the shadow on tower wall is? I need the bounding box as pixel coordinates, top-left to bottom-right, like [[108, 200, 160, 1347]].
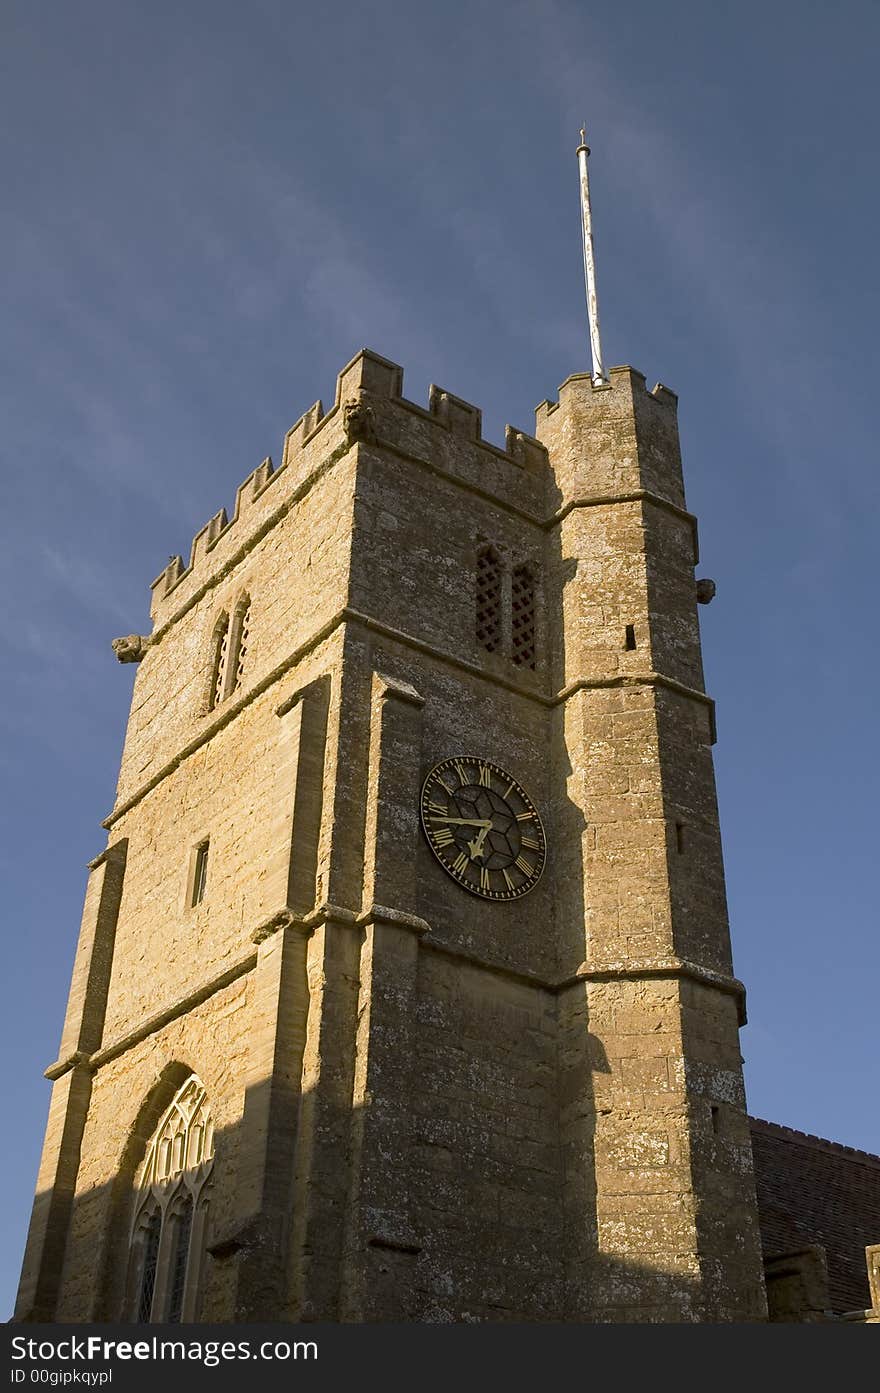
[[14, 1069, 710, 1325]]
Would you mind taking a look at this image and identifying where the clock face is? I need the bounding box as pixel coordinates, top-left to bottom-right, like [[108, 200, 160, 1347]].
[[420, 757, 546, 901]]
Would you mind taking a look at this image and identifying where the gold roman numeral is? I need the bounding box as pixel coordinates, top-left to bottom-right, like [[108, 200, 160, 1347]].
[[427, 800, 447, 815], [478, 763, 491, 788], [432, 829, 454, 847], [514, 855, 532, 875], [521, 836, 540, 850], [454, 762, 469, 787], [452, 851, 469, 875], [505, 780, 516, 798], [502, 869, 514, 891], [515, 811, 532, 822], [480, 866, 490, 891]]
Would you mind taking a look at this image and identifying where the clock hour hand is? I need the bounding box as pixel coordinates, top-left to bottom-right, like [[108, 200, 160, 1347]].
[[467, 823, 492, 861]]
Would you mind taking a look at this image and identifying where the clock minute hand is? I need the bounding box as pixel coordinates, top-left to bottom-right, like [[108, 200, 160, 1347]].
[[429, 816, 492, 828]]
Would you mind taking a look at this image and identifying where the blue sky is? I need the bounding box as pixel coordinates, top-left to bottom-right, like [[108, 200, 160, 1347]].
[[2, 0, 878, 1317]]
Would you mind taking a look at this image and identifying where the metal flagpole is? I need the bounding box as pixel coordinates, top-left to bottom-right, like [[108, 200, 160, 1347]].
[[576, 127, 607, 386]]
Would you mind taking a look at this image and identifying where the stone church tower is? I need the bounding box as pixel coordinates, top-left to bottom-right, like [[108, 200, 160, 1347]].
[[16, 342, 769, 1323]]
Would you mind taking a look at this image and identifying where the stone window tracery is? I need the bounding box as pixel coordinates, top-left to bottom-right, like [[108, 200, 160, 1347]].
[[128, 1074, 214, 1323]]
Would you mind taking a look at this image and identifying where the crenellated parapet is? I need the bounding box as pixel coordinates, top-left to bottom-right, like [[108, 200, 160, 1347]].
[[535, 363, 679, 423], [149, 349, 549, 629]]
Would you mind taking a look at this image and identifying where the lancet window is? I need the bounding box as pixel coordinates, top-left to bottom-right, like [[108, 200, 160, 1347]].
[[229, 597, 251, 695], [127, 1075, 214, 1324], [207, 593, 251, 710], [208, 613, 230, 711]]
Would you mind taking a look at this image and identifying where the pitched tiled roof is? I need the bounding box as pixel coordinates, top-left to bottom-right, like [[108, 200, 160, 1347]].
[[749, 1117, 880, 1314]]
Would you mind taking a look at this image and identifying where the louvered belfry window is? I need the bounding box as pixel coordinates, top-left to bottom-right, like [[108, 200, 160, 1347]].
[[475, 546, 539, 671], [475, 547, 503, 654], [511, 564, 537, 670]]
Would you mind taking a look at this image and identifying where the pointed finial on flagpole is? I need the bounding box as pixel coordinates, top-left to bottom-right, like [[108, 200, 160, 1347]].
[[576, 125, 607, 386]]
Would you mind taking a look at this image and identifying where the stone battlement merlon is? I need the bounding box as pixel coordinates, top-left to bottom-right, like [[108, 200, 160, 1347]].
[[148, 349, 550, 629]]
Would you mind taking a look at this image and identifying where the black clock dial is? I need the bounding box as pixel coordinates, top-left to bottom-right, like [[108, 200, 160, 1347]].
[[420, 757, 546, 901]]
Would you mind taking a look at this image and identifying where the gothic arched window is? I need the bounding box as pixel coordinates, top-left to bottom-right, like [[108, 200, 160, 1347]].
[[475, 547, 503, 654], [207, 594, 252, 710], [127, 1074, 214, 1323], [208, 612, 230, 711], [228, 594, 251, 696]]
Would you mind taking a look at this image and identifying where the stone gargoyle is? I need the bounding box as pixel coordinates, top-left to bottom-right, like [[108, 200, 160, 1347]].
[[342, 395, 377, 446], [112, 634, 152, 664]]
